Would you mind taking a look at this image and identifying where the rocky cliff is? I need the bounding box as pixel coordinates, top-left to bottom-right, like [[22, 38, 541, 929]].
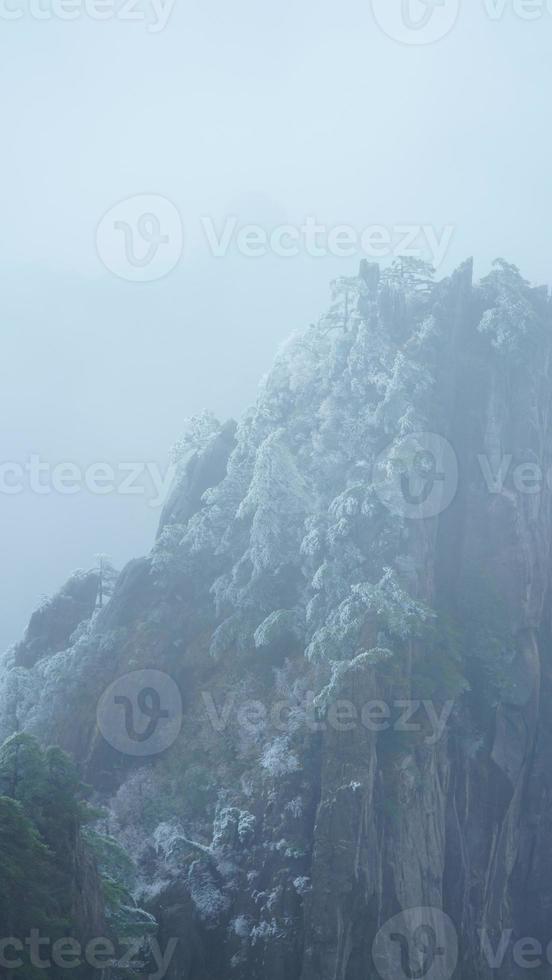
[[2, 258, 552, 980]]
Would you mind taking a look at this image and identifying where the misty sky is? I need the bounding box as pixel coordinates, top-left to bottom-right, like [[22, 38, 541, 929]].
[[1, 0, 550, 652]]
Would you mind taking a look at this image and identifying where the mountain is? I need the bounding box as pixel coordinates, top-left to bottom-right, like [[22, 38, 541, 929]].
[[2, 257, 552, 980]]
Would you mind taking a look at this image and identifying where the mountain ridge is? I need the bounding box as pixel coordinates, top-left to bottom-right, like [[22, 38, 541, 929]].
[[2, 256, 552, 979]]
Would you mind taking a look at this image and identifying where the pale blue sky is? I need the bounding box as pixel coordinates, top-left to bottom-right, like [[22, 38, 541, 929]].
[[1, 0, 551, 650]]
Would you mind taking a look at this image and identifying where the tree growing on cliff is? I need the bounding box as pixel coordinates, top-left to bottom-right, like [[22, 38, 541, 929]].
[[0, 796, 59, 966], [94, 553, 118, 608], [0, 736, 96, 977], [382, 257, 435, 293]]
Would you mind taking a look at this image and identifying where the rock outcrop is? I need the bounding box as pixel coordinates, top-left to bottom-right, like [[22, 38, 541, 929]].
[[3, 259, 552, 980], [14, 569, 99, 668]]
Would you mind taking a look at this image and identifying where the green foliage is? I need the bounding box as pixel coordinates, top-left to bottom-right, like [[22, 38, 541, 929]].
[[0, 734, 122, 979], [83, 827, 136, 893], [0, 795, 58, 930], [81, 826, 154, 940], [0, 735, 97, 895], [407, 570, 513, 717], [478, 258, 547, 353], [0, 735, 91, 978], [0, 733, 47, 808], [381, 257, 436, 294], [179, 763, 218, 817], [412, 614, 469, 702], [133, 756, 219, 834], [456, 570, 516, 714], [0, 796, 71, 979]]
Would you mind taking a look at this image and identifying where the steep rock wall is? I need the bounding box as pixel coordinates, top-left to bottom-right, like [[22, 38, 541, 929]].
[[3, 259, 552, 979]]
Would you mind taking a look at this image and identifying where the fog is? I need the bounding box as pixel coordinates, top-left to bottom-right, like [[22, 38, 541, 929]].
[[1, 0, 550, 652]]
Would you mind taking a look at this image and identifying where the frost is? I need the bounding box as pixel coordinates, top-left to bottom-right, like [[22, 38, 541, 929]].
[[0, 651, 41, 744], [286, 797, 304, 818], [170, 410, 222, 464], [234, 430, 312, 597], [306, 568, 432, 664], [477, 260, 544, 352], [1, 256, 548, 963], [188, 861, 230, 927], [230, 915, 252, 939], [250, 919, 283, 946], [212, 806, 256, 852], [152, 820, 188, 862], [141, 265, 448, 679], [237, 810, 256, 844], [261, 737, 301, 777], [266, 886, 282, 911], [315, 650, 394, 711], [209, 615, 244, 659], [254, 609, 301, 652]]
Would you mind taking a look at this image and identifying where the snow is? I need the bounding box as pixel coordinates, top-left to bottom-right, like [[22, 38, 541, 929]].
[[188, 860, 230, 926], [250, 919, 283, 946], [230, 914, 252, 938], [0, 259, 539, 939], [477, 260, 543, 352], [261, 737, 301, 778]]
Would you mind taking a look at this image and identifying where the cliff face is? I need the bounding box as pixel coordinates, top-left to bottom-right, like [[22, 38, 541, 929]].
[[3, 259, 552, 980]]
